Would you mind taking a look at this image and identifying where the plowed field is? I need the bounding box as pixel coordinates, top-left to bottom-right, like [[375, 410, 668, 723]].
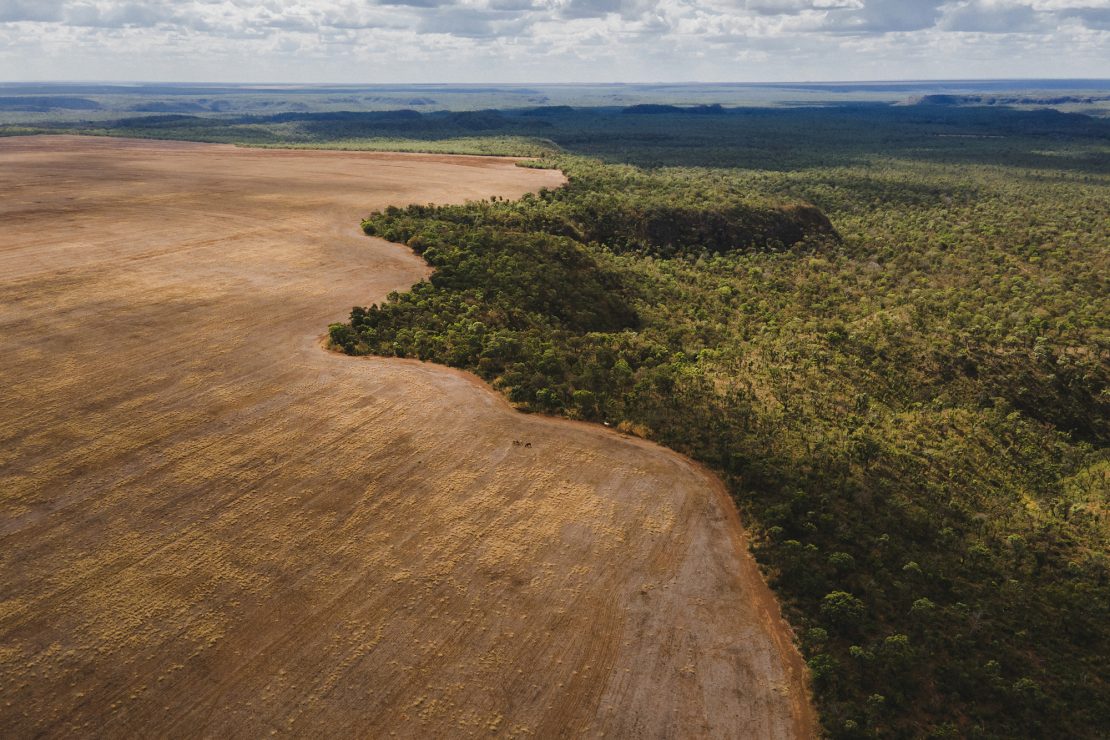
[[0, 136, 814, 738]]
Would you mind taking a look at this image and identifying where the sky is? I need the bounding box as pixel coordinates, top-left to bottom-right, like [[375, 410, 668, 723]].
[[1, 0, 1108, 83]]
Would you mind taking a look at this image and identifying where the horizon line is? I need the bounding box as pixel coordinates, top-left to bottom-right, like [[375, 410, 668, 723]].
[[3, 77, 1110, 87]]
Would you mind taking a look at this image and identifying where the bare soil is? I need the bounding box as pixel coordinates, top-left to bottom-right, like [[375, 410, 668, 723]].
[[0, 136, 815, 738]]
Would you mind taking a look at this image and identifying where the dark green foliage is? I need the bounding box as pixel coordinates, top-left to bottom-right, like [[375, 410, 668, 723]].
[[332, 161, 833, 410], [331, 113, 1109, 738], [331, 205, 640, 374], [365, 161, 837, 258], [0, 96, 102, 111], [622, 103, 726, 115]]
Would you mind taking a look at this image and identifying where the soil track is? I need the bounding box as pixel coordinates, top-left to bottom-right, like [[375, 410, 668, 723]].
[[0, 135, 815, 738]]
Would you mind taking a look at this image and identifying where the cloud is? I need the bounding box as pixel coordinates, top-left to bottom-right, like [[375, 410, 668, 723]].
[[1066, 6, 1110, 29], [488, 0, 543, 9], [0, 0, 65, 22], [557, 0, 622, 19], [820, 0, 947, 33], [940, 1, 1046, 33], [377, 0, 453, 8], [0, 0, 1107, 82], [417, 6, 499, 36], [744, 0, 857, 15], [63, 2, 176, 29]]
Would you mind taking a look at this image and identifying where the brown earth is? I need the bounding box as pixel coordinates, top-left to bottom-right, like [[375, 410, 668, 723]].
[[0, 135, 815, 738]]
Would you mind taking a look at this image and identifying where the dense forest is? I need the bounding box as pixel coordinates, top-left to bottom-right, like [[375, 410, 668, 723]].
[[322, 109, 1109, 738]]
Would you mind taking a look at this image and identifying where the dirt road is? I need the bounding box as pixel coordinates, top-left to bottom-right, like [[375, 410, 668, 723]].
[[0, 136, 815, 737]]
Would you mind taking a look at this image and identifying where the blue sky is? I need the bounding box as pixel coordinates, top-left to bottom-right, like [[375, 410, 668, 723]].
[[1, 1, 1107, 82]]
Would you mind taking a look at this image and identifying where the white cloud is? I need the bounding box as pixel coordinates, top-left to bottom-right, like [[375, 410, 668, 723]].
[[0, 0, 66, 22], [0, 0, 1106, 81], [940, 1, 1046, 33]]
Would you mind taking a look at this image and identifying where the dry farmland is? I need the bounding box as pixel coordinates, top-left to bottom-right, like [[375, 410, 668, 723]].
[[0, 136, 813, 738]]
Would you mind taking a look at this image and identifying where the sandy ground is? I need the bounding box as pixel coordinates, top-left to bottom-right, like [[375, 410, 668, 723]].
[[0, 135, 815, 738]]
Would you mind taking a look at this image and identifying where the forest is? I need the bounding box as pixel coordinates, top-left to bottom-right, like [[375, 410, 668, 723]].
[[321, 107, 1108, 738], [10, 99, 1105, 736]]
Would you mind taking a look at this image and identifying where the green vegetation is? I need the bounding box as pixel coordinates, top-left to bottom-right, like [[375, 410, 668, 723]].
[[13, 93, 1106, 736], [326, 110, 1109, 738], [252, 136, 555, 157]]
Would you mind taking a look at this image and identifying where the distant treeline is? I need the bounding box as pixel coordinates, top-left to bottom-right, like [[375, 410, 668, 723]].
[[621, 103, 727, 114], [12, 103, 1106, 175], [0, 96, 102, 112], [911, 93, 1110, 107]]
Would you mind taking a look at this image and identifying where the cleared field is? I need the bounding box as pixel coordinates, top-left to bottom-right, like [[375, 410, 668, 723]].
[[0, 136, 814, 738]]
